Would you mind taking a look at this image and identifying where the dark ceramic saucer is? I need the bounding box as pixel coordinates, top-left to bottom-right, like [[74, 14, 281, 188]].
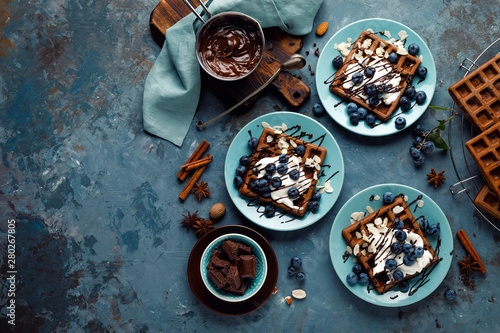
[[187, 225, 278, 316]]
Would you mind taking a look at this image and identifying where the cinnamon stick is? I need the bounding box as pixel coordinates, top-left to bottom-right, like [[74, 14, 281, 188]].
[[181, 155, 213, 171], [456, 229, 486, 274], [179, 155, 212, 201], [177, 140, 210, 181]]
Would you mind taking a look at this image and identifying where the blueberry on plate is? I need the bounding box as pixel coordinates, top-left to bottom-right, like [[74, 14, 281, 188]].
[[270, 177, 282, 188], [408, 43, 420, 56], [289, 169, 300, 180], [368, 96, 380, 108], [240, 155, 251, 166], [358, 272, 369, 285], [352, 264, 362, 275], [413, 154, 425, 167], [415, 91, 427, 105], [403, 254, 415, 266], [399, 280, 410, 293], [279, 154, 289, 164], [404, 85, 417, 100], [364, 66, 375, 78], [365, 113, 376, 125], [421, 141, 435, 155], [287, 266, 297, 276], [261, 189, 271, 198], [388, 52, 398, 63], [295, 145, 306, 156], [313, 102, 325, 116], [412, 124, 425, 137], [296, 272, 306, 282], [234, 176, 243, 187], [264, 204, 275, 217], [393, 270, 404, 281], [395, 230, 407, 242], [419, 217, 430, 234], [288, 187, 300, 199], [417, 65, 427, 78], [364, 83, 377, 96], [248, 136, 258, 148], [395, 116, 407, 129], [445, 288, 457, 301], [312, 192, 321, 201], [308, 200, 319, 213], [414, 246, 424, 258], [392, 218, 404, 230], [332, 55, 343, 69], [236, 165, 247, 176], [399, 96, 412, 111], [427, 223, 440, 236], [391, 242, 403, 255], [291, 256, 303, 269], [346, 102, 358, 115], [250, 179, 259, 191], [402, 243, 414, 254], [377, 83, 387, 93], [352, 72, 364, 85], [277, 163, 288, 175], [265, 163, 276, 174], [385, 258, 398, 270], [346, 272, 358, 285], [349, 112, 360, 126], [357, 107, 368, 120], [383, 191, 395, 204]]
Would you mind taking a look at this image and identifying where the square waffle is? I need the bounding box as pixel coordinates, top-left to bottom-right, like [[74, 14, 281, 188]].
[[465, 122, 500, 199], [329, 30, 421, 121], [474, 184, 500, 220], [238, 127, 327, 217], [341, 197, 439, 294], [448, 53, 500, 133]]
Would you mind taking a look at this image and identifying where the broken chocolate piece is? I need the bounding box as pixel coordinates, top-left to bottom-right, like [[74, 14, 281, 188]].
[[239, 255, 257, 279], [209, 256, 231, 270], [222, 240, 239, 260], [235, 242, 252, 255], [223, 280, 248, 295], [208, 268, 228, 289], [226, 266, 242, 290]]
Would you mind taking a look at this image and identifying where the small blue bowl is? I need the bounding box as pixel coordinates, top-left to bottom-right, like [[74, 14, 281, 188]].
[[200, 233, 268, 302]]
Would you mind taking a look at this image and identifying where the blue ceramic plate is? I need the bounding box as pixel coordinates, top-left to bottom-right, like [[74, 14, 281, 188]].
[[316, 18, 437, 136], [329, 184, 453, 307], [225, 112, 344, 231], [200, 233, 267, 302]]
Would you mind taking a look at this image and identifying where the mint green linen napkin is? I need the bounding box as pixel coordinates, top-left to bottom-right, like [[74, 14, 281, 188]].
[[143, 0, 323, 146]]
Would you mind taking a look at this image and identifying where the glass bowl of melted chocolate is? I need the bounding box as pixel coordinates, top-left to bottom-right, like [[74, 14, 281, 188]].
[[196, 12, 265, 81]]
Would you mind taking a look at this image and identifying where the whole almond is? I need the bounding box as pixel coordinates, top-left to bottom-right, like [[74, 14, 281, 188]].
[[209, 203, 226, 219], [316, 22, 328, 36]]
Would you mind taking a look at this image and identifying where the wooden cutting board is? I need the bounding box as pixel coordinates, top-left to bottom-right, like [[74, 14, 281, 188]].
[[149, 0, 310, 107]]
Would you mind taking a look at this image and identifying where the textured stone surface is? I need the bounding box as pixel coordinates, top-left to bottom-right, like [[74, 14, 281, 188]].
[[1, 0, 499, 331]]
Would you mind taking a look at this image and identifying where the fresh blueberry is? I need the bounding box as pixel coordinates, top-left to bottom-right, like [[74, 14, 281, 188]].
[[421, 141, 435, 155], [393, 270, 404, 281], [236, 165, 247, 176], [388, 52, 398, 63], [350, 112, 360, 125], [409, 146, 422, 159], [258, 178, 270, 187], [404, 85, 417, 101], [399, 280, 410, 293], [313, 102, 325, 116], [364, 83, 377, 96], [248, 136, 258, 148], [408, 251, 418, 261], [427, 223, 440, 236], [250, 179, 259, 191], [288, 187, 300, 199], [383, 191, 395, 204], [395, 230, 407, 242], [364, 66, 375, 78], [408, 43, 420, 56], [346, 102, 358, 115], [413, 154, 425, 167], [419, 217, 430, 234], [277, 163, 288, 175], [296, 272, 306, 282], [291, 256, 303, 269], [403, 254, 415, 266], [399, 96, 412, 111], [353, 264, 363, 275], [392, 218, 404, 230], [391, 242, 403, 255], [377, 83, 387, 93], [413, 136, 424, 147], [287, 266, 297, 276], [261, 188, 271, 198], [395, 116, 407, 129], [312, 192, 322, 201], [357, 107, 368, 120], [366, 114, 377, 125], [414, 246, 424, 258], [265, 163, 276, 174], [264, 205, 275, 217], [279, 154, 289, 164], [358, 272, 369, 285], [346, 272, 358, 285], [332, 55, 344, 69], [412, 124, 425, 137], [240, 155, 251, 166], [369, 96, 380, 108], [385, 258, 398, 270], [415, 91, 427, 105], [289, 169, 300, 180], [295, 145, 306, 156], [234, 176, 243, 187], [417, 65, 427, 78], [352, 72, 364, 85], [445, 288, 457, 301], [270, 177, 282, 188], [308, 200, 320, 213], [403, 243, 414, 254]]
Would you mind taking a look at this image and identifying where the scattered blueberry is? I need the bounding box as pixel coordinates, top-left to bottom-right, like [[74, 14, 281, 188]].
[[403, 254, 415, 266], [350, 112, 360, 125], [240, 155, 251, 166], [413, 136, 424, 147], [395, 116, 407, 129], [415, 91, 427, 106], [414, 246, 424, 258], [288, 187, 300, 199], [289, 169, 300, 180], [248, 136, 258, 148], [385, 258, 398, 270], [408, 43, 420, 56], [368, 96, 380, 108], [313, 102, 325, 116], [358, 272, 369, 285], [409, 146, 422, 159], [412, 124, 425, 137], [352, 72, 364, 85], [399, 281, 410, 293], [404, 85, 417, 100], [393, 270, 404, 281], [312, 192, 322, 201], [427, 223, 440, 236], [296, 272, 306, 282], [445, 288, 457, 301], [352, 264, 363, 275], [346, 102, 358, 115], [364, 66, 375, 78], [413, 154, 425, 167], [264, 205, 275, 217], [287, 266, 297, 276], [332, 55, 343, 69], [366, 113, 377, 125], [388, 52, 398, 63], [308, 200, 320, 213], [399, 96, 412, 111], [395, 230, 407, 242], [392, 218, 404, 230], [421, 141, 435, 155], [383, 191, 395, 204], [277, 163, 288, 175], [291, 256, 303, 269], [417, 65, 427, 78], [357, 107, 368, 120], [295, 145, 306, 156], [270, 177, 282, 188], [234, 176, 243, 187], [346, 272, 358, 285], [236, 165, 247, 176], [265, 163, 276, 174], [419, 217, 430, 234], [391, 242, 403, 255], [403, 243, 414, 254], [279, 154, 289, 164]]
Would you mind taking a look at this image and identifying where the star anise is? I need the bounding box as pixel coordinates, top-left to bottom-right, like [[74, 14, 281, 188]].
[[180, 211, 200, 230], [458, 255, 481, 277], [193, 218, 214, 238], [192, 180, 211, 201], [427, 168, 446, 188]]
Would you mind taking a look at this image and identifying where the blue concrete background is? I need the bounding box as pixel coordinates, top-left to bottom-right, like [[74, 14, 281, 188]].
[[1, 0, 499, 332]]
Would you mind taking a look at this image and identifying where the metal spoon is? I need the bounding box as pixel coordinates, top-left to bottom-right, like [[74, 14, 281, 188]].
[[196, 53, 307, 129]]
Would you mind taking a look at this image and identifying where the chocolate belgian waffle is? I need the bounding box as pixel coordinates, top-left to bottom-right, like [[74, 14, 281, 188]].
[[238, 127, 327, 217], [329, 30, 421, 121], [474, 184, 500, 220], [466, 122, 500, 199], [448, 53, 500, 133], [341, 197, 438, 294]]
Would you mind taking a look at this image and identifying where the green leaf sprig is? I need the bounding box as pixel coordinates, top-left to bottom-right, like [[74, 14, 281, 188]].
[[417, 106, 458, 150]]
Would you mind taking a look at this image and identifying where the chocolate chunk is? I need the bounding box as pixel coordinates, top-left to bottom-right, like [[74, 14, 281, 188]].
[[210, 250, 224, 259], [209, 256, 231, 270], [226, 266, 242, 290], [222, 240, 239, 260], [234, 241, 252, 255], [208, 268, 228, 289], [223, 280, 248, 295], [239, 255, 257, 279]]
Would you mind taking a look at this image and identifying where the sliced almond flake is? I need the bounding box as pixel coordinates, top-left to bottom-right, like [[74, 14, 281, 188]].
[[334, 43, 339, 50], [383, 217, 388, 227], [292, 289, 306, 300], [376, 48, 385, 57], [341, 48, 350, 57], [388, 38, 396, 44], [281, 149, 288, 155], [367, 28, 374, 33], [273, 125, 282, 130], [274, 130, 282, 135], [291, 156, 300, 167], [353, 244, 360, 256], [394, 40, 404, 48], [374, 217, 383, 226], [384, 51, 389, 59], [417, 200, 424, 208], [398, 30, 408, 41], [368, 244, 376, 253], [374, 195, 380, 201], [364, 49, 374, 56], [355, 231, 362, 239], [290, 140, 297, 148], [354, 51, 364, 61], [347, 37, 352, 43], [313, 155, 321, 163], [262, 121, 271, 128], [361, 249, 367, 256], [367, 224, 380, 236], [379, 40, 386, 47], [396, 47, 408, 55], [346, 245, 353, 254], [325, 186, 333, 193], [366, 205, 374, 214], [404, 195, 409, 202], [267, 135, 273, 143], [418, 55, 423, 62], [362, 235, 370, 242], [282, 123, 288, 131], [319, 188, 325, 194], [378, 225, 388, 233], [393, 205, 404, 215], [384, 30, 391, 39], [361, 242, 368, 248], [362, 38, 373, 49], [313, 171, 318, 180], [350, 218, 356, 225], [315, 163, 322, 171], [361, 230, 366, 236]]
